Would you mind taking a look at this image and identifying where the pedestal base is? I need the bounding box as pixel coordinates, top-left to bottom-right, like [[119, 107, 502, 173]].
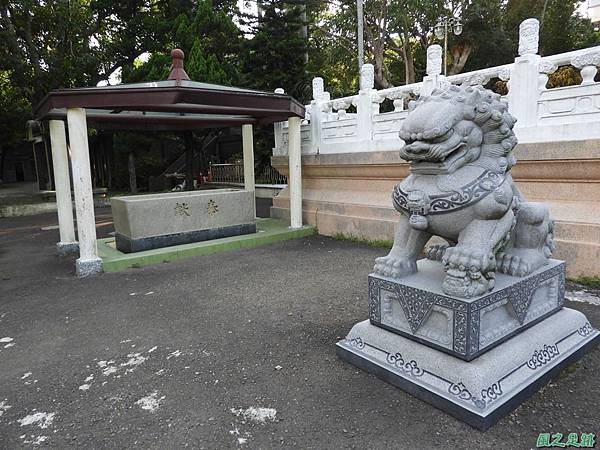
[[56, 241, 79, 257], [76, 257, 103, 277], [115, 223, 257, 253], [337, 308, 599, 430]]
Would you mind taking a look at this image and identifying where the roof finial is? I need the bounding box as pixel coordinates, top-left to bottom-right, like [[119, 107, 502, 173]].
[[168, 48, 190, 83]]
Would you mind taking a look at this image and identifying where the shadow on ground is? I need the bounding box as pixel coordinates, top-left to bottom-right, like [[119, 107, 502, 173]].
[[0, 209, 599, 449]]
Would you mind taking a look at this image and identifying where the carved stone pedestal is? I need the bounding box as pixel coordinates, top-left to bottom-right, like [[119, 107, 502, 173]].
[[338, 259, 600, 430], [337, 309, 599, 430], [368, 259, 566, 361]]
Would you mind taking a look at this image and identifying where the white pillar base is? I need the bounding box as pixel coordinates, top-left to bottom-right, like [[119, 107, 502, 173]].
[[67, 107, 100, 275], [76, 257, 103, 277], [56, 241, 79, 257]]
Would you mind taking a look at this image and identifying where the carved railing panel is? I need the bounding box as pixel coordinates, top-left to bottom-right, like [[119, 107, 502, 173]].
[[273, 21, 600, 156]]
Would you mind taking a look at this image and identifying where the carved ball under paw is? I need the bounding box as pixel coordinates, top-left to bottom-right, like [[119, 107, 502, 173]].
[[373, 256, 417, 279], [426, 244, 448, 261], [442, 272, 492, 298], [441, 246, 495, 298]]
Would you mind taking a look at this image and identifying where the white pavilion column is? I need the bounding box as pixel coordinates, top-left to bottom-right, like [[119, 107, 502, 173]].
[[242, 124, 256, 218], [48, 120, 78, 256], [287, 116, 302, 228], [242, 124, 255, 192], [66, 108, 103, 276]]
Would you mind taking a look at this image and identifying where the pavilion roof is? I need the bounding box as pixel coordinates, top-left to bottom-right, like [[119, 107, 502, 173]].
[[34, 50, 304, 130]]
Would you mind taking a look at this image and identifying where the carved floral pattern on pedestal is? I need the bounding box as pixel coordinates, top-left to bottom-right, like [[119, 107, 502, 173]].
[[386, 352, 424, 377], [369, 262, 565, 359], [577, 322, 594, 337], [526, 344, 560, 370], [349, 337, 365, 349]]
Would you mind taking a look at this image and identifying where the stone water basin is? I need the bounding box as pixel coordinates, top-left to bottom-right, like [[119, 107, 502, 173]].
[[111, 188, 256, 253]]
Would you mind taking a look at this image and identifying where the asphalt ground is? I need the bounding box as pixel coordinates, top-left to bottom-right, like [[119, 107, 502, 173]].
[[1, 209, 600, 449]]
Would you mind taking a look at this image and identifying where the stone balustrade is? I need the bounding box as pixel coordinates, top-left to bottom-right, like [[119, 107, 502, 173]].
[[274, 18, 600, 156]]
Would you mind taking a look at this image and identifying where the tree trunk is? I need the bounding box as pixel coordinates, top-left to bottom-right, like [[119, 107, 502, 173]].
[[405, 51, 416, 84], [372, 41, 393, 89], [448, 43, 474, 76], [402, 29, 416, 84], [299, 2, 308, 66], [128, 152, 137, 193]]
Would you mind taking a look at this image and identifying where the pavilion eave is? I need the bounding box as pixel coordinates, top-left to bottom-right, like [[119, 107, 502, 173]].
[[34, 86, 305, 124], [48, 111, 260, 131]]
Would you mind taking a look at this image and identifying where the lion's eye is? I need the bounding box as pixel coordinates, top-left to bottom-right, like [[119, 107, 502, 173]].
[[431, 129, 454, 143]]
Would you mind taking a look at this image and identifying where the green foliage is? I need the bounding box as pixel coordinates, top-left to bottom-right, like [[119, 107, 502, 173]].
[[187, 41, 228, 84], [123, 0, 243, 85], [568, 276, 600, 289], [2, 0, 599, 189], [242, 1, 309, 101], [504, 0, 600, 56], [547, 66, 583, 89], [0, 0, 175, 103], [0, 71, 30, 150], [459, 0, 515, 72], [312, 0, 600, 93]]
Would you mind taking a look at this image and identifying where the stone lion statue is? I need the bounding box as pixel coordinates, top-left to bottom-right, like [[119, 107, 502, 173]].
[[374, 84, 555, 298]]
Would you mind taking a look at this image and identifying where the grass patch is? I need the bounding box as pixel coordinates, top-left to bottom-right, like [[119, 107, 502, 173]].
[[568, 276, 600, 289], [333, 232, 393, 249]]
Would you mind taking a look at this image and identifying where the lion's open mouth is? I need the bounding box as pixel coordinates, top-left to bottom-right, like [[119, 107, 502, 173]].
[[400, 129, 466, 163]]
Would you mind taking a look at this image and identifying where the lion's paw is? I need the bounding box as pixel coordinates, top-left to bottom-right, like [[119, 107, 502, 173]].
[[441, 247, 495, 274], [373, 255, 417, 279], [496, 249, 545, 277]]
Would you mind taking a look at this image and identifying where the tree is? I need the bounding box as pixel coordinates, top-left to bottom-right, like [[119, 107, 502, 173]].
[[122, 0, 243, 85], [242, 1, 310, 101], [449, 0, 514, 74], [0, 70, 30, 181], [0, 1, 177, 104], [504, 0, 599, 56]]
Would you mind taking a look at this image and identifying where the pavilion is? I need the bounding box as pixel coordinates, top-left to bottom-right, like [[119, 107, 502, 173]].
[[34, 49, 305, 276]]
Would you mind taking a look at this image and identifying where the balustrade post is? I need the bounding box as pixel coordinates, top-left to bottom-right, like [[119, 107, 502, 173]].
[[357, 64, 375, 144], [509, 18, 541, 128], [422, 45, 443, 96], [309, 77, 325, 153]]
